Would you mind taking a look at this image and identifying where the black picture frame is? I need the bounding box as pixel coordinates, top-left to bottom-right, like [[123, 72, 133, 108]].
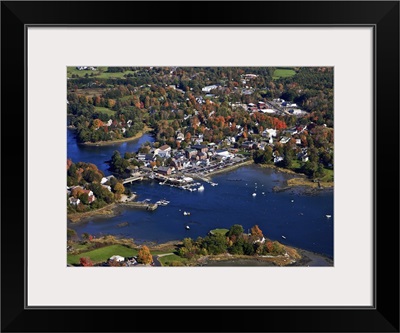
[[1, 1, 399, 332]]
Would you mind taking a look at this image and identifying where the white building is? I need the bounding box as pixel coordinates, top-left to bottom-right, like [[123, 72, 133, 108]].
[[109, 255, 125, 262]]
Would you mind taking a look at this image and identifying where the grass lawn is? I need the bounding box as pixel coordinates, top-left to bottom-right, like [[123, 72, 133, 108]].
[[67, 66, 137, 79], [210, 228, 229, 236], [321, 167, 334, 182], [157, 254, 188, 266], [94, 106, 115, 116], [67, 244, 137, 265], [290, 160, 302, 172], [272, 68, 296, 80]]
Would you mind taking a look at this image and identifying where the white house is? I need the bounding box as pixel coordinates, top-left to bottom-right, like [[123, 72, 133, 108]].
[[262, 128, 277, 138], [109, 255, 125, 262], [155, 145, 172, 158], [202, 85, 218, 93], [280, 136, 291, 144], [69, 197, 80, 206]]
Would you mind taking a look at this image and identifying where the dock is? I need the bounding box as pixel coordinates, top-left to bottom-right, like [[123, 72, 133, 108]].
[[120, 201, 158, 211]]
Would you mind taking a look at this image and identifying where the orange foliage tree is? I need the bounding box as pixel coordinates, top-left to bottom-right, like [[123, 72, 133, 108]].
[[80, 257, 93, 267], [137, 245, 153, 265]]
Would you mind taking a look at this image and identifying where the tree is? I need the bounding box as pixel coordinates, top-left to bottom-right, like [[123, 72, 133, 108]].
[[80, 257, 93, 267], [113, 182, 125, 194], [137, 245, 153, 265], [227, 224, 244, 239], [250, 225, 264, 239]]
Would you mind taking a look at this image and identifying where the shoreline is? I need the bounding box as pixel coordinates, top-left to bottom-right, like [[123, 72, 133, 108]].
[[78, 125, 153, 146], [258, 164, 334, 190], [67, 203, 121, 223]]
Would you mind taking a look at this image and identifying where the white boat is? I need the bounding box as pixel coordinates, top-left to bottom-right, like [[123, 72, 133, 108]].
[[252, 193, 257, 197], [282, 235, 286, 239], [156, 199, 170, 206], [183, 211, 191, 216], [185, 225, 190, 230], [210, 182, 218, 186], [326, 215, 332, 218], [198, 185, 204, 191]]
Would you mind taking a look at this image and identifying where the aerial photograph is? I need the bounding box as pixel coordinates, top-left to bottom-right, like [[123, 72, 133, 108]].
[[66, 66, 334, 267]]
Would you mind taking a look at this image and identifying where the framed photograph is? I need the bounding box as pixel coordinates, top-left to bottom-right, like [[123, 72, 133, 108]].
[[2, 1, 399, 332]]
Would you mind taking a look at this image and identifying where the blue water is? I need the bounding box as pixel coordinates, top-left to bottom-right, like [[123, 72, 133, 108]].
[[67, 129, 334, 258], [67, 128, 154, 175]]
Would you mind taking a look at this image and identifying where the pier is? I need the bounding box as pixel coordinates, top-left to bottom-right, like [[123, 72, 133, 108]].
[[122, 175, 144, 184], [120, 201, 158, 211]]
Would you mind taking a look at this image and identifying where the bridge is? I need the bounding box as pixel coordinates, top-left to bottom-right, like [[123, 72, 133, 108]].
[[122, 176, 144, 184]]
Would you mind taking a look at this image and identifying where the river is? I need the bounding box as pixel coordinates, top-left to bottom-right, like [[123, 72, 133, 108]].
[[67, 128, 334, 259]]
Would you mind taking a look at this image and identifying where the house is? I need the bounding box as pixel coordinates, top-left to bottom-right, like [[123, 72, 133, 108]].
[[285, 128, 298, 136], [241, 141, 257, 150], [155, 145, 171, 158], [82, 190, 96, 203], [185, 148, 198, 159], [156, 166, 172, 175], [176, 132, 185, 141], [69, 197, 80, 206], [191, 144, 208, 153], [288, 109, 305, 116], [262, 128, 277, 138], [198, 152, 207, 160], [102, 185, 112, 192], [215, 150, 231, 159], [279, 136, 291, 144], [109, 255, 125, 262], [298, 152, 309, 162], [171, 158, 183, 170], [202, 84, 218, 93]]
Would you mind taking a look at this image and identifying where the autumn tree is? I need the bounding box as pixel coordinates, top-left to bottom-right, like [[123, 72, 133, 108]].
[[80, 257, 93, 267], [137, 245, 153, 265], [250, 225, 264, 239]]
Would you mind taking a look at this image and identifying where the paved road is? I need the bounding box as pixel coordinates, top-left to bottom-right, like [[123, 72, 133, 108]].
[[152, 253, 174, 267]]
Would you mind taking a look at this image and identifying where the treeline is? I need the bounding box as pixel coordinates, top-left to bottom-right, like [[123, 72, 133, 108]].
[[178, 224, 285, 259]]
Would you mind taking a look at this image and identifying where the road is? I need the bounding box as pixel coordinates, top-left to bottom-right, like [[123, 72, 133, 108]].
[[152, 253, 174, 267]]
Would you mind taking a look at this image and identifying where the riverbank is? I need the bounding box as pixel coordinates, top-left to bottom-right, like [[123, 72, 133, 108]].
[[258, 164, 334, 189], [80, 125, 153, 146], [67, 203, 121, 223]]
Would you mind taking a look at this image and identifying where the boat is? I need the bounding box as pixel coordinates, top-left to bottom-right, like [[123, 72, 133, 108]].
[[183, 211, 191, 216], [185, 225, 190, 230], [156, 199, 170, 206], [326, 215, 332, 218], [252, 193, 257, 197], [291, 199, 294, 202], [210, 182, 218, 186], [281, 235, 286, 239], [198, 185, 204, 191]]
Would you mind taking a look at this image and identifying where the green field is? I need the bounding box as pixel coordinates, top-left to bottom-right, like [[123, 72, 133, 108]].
[[272, 68, 296, 80], [321, 167, 334, 182], [67, 244, 137, 265], [209, 228, 229, 236], [157, 254, 188, 266], [67, 67, 137, 79], [94, 106, 115, 116]]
